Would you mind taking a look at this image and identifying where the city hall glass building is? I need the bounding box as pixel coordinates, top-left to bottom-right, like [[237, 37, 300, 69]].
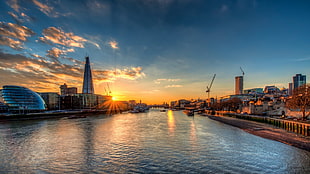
[[1, 85, 46, 112]]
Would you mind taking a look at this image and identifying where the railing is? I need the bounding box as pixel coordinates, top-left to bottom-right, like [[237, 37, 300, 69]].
[[221, 112, 310, 136]]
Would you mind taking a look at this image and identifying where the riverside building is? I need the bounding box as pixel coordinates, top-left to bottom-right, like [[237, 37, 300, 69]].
[[1, 85, 46, 113], [235, 76, 243, 95]]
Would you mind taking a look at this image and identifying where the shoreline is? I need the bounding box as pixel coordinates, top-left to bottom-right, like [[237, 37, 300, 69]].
[[206, 115, 310, 152], [0, 109, 115, 121]]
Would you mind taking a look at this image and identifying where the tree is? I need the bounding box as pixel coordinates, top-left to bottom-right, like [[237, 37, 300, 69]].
[[286, 84, 310, 120]]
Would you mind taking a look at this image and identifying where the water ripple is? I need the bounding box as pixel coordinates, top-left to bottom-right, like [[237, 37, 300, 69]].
[[0, 109, 309, 173]]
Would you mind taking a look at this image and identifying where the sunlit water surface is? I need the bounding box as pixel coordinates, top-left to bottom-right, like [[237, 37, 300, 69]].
[[0, 109, 309, 173]]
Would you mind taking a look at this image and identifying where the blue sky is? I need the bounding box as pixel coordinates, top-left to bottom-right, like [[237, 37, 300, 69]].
[[0, 0, 309, 104]]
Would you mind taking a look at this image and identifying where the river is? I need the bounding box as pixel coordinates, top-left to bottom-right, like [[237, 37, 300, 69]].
[[0, 109, 309, 173]]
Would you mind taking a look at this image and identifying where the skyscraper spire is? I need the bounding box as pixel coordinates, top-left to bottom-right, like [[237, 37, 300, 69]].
[[82, 56, 94, 94]]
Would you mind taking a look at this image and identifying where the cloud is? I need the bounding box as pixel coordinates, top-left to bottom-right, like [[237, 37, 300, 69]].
[[8, 12, 22, 24], [7, 0, 20, 12], [292, 57, 310, 62], [88, 40, 101, 49], [154, 78, 180, 84], [8, 11, 32, 24], [32, 0, 58, 17], [0, 52, 146, 92], [109, 40, 119, 49], [46, 47, 75, 59], [0, 36, 23, 50], [165, 85, 183, 88], [0, 52, 83, 91], [0, 22, 35, 41], [86, 0, 111, 15], [93, 67, 146, 82], [39, 27, 87, 48]]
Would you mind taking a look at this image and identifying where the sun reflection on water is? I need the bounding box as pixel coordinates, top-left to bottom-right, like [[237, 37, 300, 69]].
[[167, 110, 175, 135]]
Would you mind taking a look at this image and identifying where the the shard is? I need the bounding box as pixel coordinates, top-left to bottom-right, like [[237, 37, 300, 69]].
[[82, 56, 94, 94]]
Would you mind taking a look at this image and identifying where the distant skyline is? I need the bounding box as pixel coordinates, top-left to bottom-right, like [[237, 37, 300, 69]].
[[0, 0, 309, 104]]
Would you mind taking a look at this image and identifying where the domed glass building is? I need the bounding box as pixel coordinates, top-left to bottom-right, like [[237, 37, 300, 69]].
[[1, 85, 46, 112]]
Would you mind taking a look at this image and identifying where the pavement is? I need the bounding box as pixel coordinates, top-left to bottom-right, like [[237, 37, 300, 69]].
[[207, 115, 310, 152]]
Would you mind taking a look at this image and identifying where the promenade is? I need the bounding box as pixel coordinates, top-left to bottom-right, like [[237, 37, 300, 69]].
[[207, 115, 310, 152]]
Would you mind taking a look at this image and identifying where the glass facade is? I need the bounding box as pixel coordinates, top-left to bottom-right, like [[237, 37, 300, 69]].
[[1, 85, 46, 112], [293, 74, 306, 89]]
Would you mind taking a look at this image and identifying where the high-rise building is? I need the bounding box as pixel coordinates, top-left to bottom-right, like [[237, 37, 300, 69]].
[[288, 83, 293, 96], [82, 56, 94, 94], [235, 76, 243, 95], [60, 83, 77, 95], [293, 74, 306, 89]]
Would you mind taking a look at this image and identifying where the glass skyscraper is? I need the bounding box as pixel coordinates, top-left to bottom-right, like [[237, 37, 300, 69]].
[[82, 56, 94, 94], [293, 74, 306, 89]]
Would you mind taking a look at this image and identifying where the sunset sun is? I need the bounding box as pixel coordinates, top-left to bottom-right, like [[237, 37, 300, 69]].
[[112, 96, 117, 101]]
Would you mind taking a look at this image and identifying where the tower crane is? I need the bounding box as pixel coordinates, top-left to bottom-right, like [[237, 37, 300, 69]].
[[240, 67, 245, 76], [206, 74, 216, 104], [107, 83, 112, 96], [104, 87, 108, 96]]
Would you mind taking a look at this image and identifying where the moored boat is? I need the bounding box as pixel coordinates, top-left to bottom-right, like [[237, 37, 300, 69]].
[[183, 110, 194, 116]]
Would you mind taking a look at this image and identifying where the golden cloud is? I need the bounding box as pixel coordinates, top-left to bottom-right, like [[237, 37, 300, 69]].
[[0, 52, 146, 92], [109, 40, 119, 49], [32, 0, 57, 17], [46, 47, 75, 58], [0, 22, 35, 41], [39, 27, 87, 48], [0, 36, 23, 50]]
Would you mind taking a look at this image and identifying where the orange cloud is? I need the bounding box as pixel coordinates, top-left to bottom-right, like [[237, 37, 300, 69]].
[[0, 52, 146, 93], [0, 36, 23, 50], [32, 0, 56, 17], [109, 40, 119, 49], [46, 47, 75, 59], [39, 27, 87, 48], [0, 22, 35, 41], [93, 67, 145, 82]]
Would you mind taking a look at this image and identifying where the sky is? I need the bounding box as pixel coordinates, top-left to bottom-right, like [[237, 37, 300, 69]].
[[0, 0, 310, 104]]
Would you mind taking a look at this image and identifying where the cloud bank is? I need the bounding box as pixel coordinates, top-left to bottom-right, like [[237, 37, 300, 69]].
[[0, 52, 145, 92], [0, 21, 35, 49]]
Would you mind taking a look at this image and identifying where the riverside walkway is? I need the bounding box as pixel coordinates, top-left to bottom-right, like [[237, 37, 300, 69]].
[[206, 114, 310, 151]]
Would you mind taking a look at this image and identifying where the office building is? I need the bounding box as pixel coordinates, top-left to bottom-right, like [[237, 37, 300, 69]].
[[264, 86, 280, 94], [82, 56, 94, 94], [243, 88, 263, 94], [293, 74, 306, 89], [60, 83, 77, 95], [1, 85, 46, 112], [39, 92, 60, 110], [288, 83, 293, 96], [235, 76, 243, 95]]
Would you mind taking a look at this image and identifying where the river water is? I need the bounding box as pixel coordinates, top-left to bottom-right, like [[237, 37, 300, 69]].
[[0, 109, 309, 173]]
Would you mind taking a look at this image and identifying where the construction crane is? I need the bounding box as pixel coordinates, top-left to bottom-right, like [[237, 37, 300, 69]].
[[104, 87, 108, 96], [240, 67, 245, 76], [206, 74, 216, 103], [107, 83, 112, 96]]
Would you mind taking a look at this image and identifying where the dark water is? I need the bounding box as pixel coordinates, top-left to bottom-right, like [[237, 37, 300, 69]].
[[0, 109, 309, 173]]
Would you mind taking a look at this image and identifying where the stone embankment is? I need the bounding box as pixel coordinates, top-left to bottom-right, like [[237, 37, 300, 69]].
[[207, 115, 310, 152]]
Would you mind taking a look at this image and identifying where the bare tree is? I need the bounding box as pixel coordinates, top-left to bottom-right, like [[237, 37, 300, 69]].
[[286, 84, 310, 120]]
